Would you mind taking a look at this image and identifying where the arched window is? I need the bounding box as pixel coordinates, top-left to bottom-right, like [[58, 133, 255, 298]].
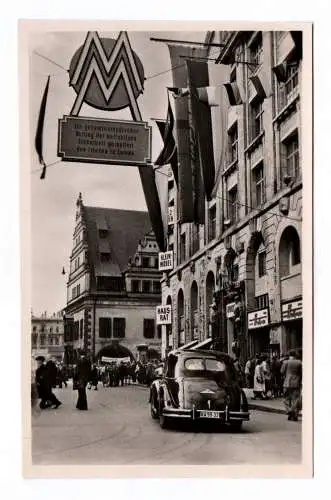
[[190, 281, 198, 341], [279, 226, 301, 277], [177, 290, 184, 347]]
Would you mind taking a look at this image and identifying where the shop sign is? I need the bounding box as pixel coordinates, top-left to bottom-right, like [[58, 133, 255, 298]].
[[247, 308, 269, 329], [281, 300, 302, 322], [101, 356, 131, 364], [168, 206, 175, 225], [156, 305, 172, 325], [58, 116, 152, 166], [226, 302, 236, 319], [158, 251, 173, 271]]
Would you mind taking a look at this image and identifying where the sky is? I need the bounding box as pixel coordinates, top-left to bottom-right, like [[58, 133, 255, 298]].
[[29, 29, 207, 316]]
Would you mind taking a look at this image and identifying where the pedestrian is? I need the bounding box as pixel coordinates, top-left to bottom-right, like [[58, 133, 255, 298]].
[[118, 361, 125, 386], [90, 364, 99, 390], [46, 357, 58, 389], [244, 358, 252, 388], [281, 349, 302, 421], [35, 356, 62, 409], [261, 355, 271, 398], [270, 355, 281, 397], [253, 357, 266, 400], [73, 351, 91, 410]]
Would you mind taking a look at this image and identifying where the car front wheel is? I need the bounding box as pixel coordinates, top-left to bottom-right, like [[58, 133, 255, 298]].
[[159, 412, 171, 429], [150, 391, 159, 420]]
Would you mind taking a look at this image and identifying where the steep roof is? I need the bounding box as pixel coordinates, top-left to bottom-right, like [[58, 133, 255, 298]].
[[83, 206, 152, 277]]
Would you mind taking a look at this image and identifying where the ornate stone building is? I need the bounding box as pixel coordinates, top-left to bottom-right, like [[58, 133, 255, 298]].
[[31, 311, 64, 361], [63, 194, 162, 363], [160, 30, 303, 360]]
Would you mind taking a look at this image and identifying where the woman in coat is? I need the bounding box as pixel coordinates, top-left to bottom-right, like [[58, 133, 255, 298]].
[[74, 352, 91, 410], [253, 357, 266, 400]]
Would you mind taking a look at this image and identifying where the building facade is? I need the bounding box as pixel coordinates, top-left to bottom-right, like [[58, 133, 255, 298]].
[[63, 194, 162, 363], [31, 312, 65, 360], [161, 30, 302, 360]]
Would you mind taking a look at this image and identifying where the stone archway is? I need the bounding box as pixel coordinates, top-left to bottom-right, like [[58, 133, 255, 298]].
[[190, 281, 198, 341], [279, 226, 301, 278], [245, 231, 264, 310]]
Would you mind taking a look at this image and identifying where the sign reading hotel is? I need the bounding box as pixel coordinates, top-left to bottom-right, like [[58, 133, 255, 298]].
[[158, 251, 174, 271], [247, 308, 269, 329], [156, 305, 172, 325], [58, 31, 151, 166], [282, 300, 302, 322], [58, 116, 151, 166]]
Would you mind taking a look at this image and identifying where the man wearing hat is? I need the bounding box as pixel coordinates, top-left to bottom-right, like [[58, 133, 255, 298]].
[[35, 356, 62, 409]]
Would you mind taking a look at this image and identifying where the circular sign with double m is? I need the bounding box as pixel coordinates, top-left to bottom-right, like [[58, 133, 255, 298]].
[[69, 33, 145, 112]]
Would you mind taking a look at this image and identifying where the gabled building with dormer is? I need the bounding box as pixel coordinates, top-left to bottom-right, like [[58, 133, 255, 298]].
[[63, 193, 162, 363]]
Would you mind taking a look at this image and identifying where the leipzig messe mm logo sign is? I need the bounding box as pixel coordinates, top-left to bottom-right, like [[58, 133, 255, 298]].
[[57, 31, 151, 166]]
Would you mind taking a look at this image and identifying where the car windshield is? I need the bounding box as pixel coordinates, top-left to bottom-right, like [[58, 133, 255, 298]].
[[184, 357, 227, 373]]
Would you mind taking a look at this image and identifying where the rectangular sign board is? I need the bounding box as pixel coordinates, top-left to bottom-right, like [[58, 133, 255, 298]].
[[156, 305, 172, 325], [58, 116, 152, 166], [247, 308, 269, 329], [158, 251, 174, 271], [101, 356, 131, 364], [281, 300, 302, 321], [226, 302, 236, 319]]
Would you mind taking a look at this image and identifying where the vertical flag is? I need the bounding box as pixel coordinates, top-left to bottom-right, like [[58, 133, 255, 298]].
[[186, 59, 215, 202], [224, 82, 243, 106], [35, 76, 50, 180], [167, 44, 208, 223], [272, 61, 288, 83], [154, 93, 178, 185], [211, 78, 229, 199], [249, 74, 267, 100]]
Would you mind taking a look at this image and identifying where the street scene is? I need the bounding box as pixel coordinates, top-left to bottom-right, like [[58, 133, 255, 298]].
[[26, 24, 309, 471]]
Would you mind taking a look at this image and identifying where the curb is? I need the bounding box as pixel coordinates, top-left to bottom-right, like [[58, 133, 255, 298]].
[[248, 402, 286, 415]]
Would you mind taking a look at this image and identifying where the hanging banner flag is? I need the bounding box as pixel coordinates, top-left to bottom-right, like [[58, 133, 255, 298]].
[[224, 82, 243, 106], [158, 251, 174, 271], [168, 206, 175, 225], [156, 305, 172, 325]]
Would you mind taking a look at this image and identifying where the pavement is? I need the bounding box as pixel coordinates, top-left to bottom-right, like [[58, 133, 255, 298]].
[[31, 382, 301, 466], [244, 388, 287, 414]]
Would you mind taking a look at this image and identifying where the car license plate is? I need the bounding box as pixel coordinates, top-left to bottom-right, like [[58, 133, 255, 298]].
[[199, 410, 221, 419]]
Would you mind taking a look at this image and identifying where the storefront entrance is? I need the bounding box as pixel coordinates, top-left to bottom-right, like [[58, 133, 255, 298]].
[[250, 327, 270, 356], [285, 319, 302, 353]]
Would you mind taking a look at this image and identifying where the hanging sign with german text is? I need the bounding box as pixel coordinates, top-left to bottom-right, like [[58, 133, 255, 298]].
[[156, 305, 172, 325], [158, 251, 174, 271]]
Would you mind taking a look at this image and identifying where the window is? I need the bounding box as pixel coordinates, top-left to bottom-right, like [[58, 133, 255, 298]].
[[132, 280, 140, 293], [99, 229, 108, 239], [208, 205, 216, 242], [258, 251, 266, 277], [180, 232, 186, 263], [278, 63, 299, 110], [192, 223, 200, 255], [282, 132, 299, 181], [142, 257, 150, 268], [143, 319, 155, 339], [40, 334, 46, 346], [49, 327, 53, 333], [40, 325, 45, 333], [227, 186, 238, 223], [100, 252, 110, 262], [32, 333, 37, 347], [54, 337, 59, 346], [99, 317, 112, 338], [252, 162, 265, 207], [250, 99, 263, 141], [249, 32, 263, 69], [157, 325, 162, 339], [56, 327, 59, 333], [113, 318, 125, 338], [80, 319, 84, 339], [255, 293, 269, 310], [97, 276, 124, 292], [153, 281, 161, 294], [142, 280, 151, 293], [228, 124, 238, 164]]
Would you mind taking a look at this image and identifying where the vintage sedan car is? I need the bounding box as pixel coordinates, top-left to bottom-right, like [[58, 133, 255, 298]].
[[149, 348, 249, 430]]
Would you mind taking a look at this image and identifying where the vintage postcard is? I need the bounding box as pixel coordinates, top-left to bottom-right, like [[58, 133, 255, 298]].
[[20, 20, 313, 478]]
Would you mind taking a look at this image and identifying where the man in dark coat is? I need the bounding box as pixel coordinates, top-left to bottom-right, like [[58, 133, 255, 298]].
[[74, 352, 91, 410], [35, 356, 62, 409], [46, 358, 58, 389], [281, 350, 302, 421]]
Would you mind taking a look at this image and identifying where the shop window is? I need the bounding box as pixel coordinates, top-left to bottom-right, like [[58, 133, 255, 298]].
[[142, 280, 151, 293], [99, 318, 112, 338], [113, 318, 126, 338], [132, 280, 140, 293], [258, 251, 266, 277], [252, 162, 265, 207], [143, 319, 155, 339], [208, 205, 216, 242]]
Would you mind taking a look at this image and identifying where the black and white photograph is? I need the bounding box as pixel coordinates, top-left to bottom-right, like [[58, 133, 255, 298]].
[[20, 20, 313, 477]]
